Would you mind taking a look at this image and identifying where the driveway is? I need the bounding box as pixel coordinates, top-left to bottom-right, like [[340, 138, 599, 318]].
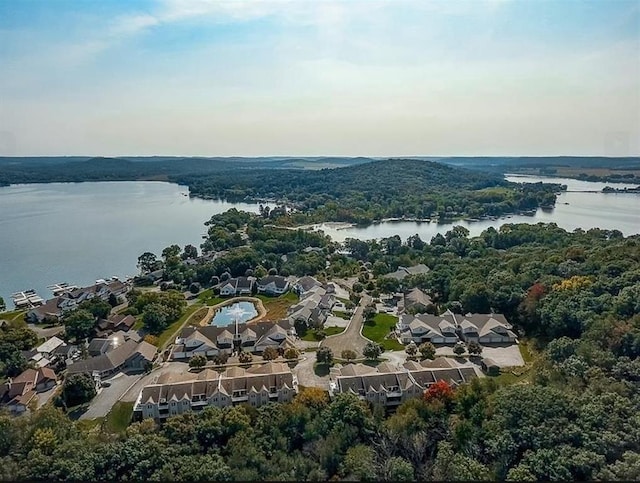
[[434, 343, 524, 367], [79, 372, 142, 420], [291, 355, 330, 390], [28, 324, 64, 339], [36, 383, 61, 409], [325, 315, 349, 328], [320, 294, 371, 358]]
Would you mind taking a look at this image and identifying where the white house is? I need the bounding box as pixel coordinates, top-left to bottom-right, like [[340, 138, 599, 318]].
[[256, 276, 290, 296]]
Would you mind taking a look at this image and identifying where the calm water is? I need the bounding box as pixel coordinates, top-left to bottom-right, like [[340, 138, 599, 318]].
[[1, 176, 638, 309], [315, 175, 640, 242], [210, 301, 258, 326], [0, 182, 267, 307]]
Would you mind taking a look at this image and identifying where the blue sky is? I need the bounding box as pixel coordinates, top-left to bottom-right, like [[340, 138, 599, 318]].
[[0, 0, 638, 156]]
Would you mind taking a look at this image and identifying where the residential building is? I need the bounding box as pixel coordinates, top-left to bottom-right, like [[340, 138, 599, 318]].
[[25, 279, 130, 323], [293, 276, 322, 295], [256, 276, 290, 296], [219, 277, 255, 297], [329, 359, 477, 408], [385, 263, 430, 281], [66, 339, 156, 379], [287, 284, 335, 328], [456, 314, 517, 344], [1, 367, 58, 413], [96, 314, 136, 337], [87, 338, 115, 357], [397, 311, 517, 346], [134, 362, 298, 421], [171, 320, 295, 360], [397, 312, 458, 345], [399, 287, 435, 314]]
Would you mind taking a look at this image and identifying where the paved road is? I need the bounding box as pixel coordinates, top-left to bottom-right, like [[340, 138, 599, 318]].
[[320, 294, 372, 358], [79, 373, 142, 420], [291, 355, 330, 390]]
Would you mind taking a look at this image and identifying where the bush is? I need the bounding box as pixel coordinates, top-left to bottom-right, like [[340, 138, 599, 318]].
[[238, 352, 253, 364], [213, 352, 229, 365], [316, 346, 333, 365], [419, 342, 436, 360], [189, 354, 207, 369], [284, 348, 300, 360], [262, 347, 279, 361], [341, 349, 357, 362], [363, 342, 383, 360]]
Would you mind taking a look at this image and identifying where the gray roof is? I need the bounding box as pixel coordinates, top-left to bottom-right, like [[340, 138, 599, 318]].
[[258, 276, 289, 289]]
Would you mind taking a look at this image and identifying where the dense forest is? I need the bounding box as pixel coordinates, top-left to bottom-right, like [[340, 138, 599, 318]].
[[179, 159, 560, 224], [2, 224, 640, 481]]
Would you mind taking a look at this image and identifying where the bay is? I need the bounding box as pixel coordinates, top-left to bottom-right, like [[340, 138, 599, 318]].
[[0, 182, 266, 306]]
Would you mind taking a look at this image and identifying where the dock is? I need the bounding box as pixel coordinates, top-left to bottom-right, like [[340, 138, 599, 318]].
[[47, 282, 78, 297], [11, 290, 44, 309]]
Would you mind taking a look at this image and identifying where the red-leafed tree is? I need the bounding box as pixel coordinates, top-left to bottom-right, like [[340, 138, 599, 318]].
[[424, 380, 454, 404]]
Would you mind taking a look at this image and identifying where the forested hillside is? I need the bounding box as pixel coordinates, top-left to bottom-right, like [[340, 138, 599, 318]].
[[181, 159, 559, 223]]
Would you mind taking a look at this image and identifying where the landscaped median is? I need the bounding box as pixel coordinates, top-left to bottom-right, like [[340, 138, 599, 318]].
[[362, 313, 404, 351]]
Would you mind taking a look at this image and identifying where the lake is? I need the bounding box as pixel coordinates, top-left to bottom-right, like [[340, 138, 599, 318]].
[[316, 174, 640, 242], [0, 176, 638, 309], [0, 182, 268, 307]]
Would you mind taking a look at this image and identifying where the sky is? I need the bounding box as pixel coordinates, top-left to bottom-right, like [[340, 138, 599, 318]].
[[0, 0, 639, 157]]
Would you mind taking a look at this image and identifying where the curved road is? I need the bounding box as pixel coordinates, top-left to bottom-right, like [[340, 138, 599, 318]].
[[320, 294, 372, 357]]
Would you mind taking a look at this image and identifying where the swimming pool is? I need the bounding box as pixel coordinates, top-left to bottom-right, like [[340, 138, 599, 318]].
[[210, 301, 258, 326]]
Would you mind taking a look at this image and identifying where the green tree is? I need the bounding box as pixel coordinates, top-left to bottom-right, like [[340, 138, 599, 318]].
[[238, 352, 253, 364], [316, 346, 333, 365], [341, 349, 357, 362], [137, 252, 159, 273], [453, 343, 466, 357], [419, 342, 436, 360], [181, 244, 198, 260], [405, 342, 418, 357], [432, 441, 491, 481], [0, 342, 28, 377], [467, 341, 483, 356], [142, 303, 169, 334], [0, 297, 5, 311], [63, 309, 95, 341], [78, 298, 111, 319], [60, 373, 96, 407], [262, 347, 279, 361], [363, 342, 383, 360], [383, 457, 414, 481], [341, 444, 377, 480], [189, 354, 207, 369], [284, 348, 299, 360]]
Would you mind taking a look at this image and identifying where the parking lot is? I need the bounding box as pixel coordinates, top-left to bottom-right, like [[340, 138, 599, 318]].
[[79, 372, 142, 420]]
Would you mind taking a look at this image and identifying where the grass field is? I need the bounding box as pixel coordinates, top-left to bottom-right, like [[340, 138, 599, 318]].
[[301, 326, 345, 341], [104, 402, 134, 433], [257, 292, 298, 320], [363, 313, 403, 351], [332, 310, 350, 319], [157, 303, 203, 348], [197, 290, 225, 307], [0, 310, 26, 326]]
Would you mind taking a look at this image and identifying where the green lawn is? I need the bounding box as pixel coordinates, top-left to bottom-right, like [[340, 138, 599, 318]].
[[198, 290, 225, 307], [332, 310, 350, 319], [301, 326, 345, 341], [104, 401, 134, 433], [156, 304, 203, 349], [363, 313, 404, 351], [0, 310, 26, 326], [257, 292, 298, 319]]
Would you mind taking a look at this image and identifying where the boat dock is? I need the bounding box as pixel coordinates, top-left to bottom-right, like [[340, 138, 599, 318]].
[[11, 290, 44, 309], [47, 282, 78, 297]]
